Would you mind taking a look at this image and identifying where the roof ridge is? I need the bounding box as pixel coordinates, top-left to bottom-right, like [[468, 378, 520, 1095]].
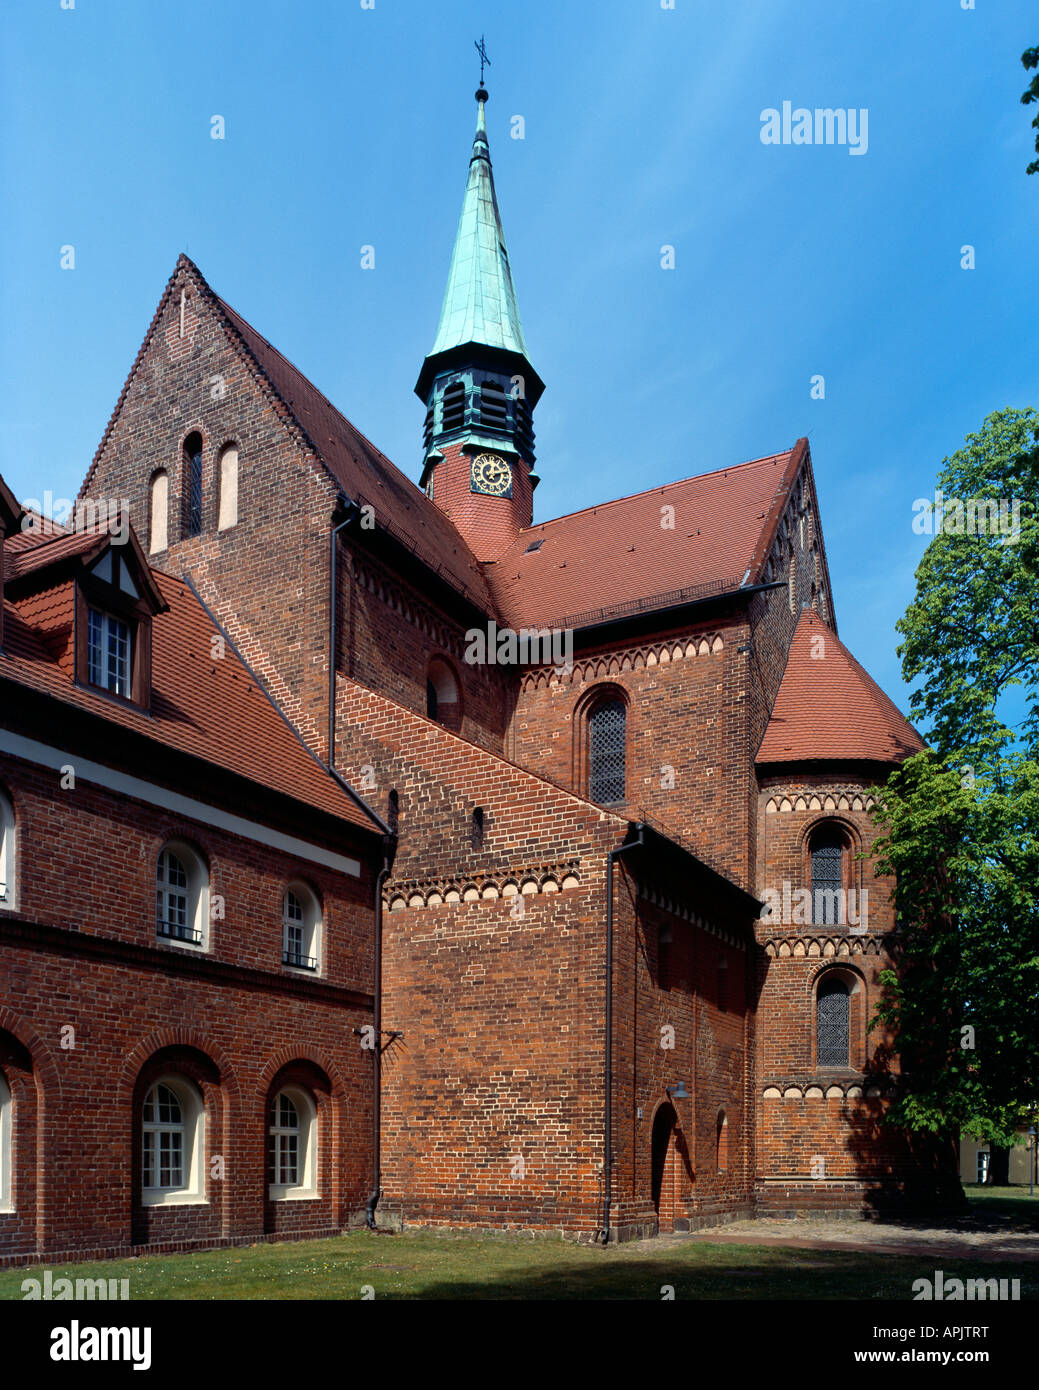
[[514, 448, 796, 534]]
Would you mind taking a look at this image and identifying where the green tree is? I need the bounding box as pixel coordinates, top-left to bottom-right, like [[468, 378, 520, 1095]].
[[870, 408, 1039, 1164], [1023, 46, 1039, 177]]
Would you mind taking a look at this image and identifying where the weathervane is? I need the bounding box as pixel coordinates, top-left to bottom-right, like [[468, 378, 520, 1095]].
[[474, 35, 491, 88]]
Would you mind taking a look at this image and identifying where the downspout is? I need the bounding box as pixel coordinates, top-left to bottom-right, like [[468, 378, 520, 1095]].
[[600, 823, 645, 1245], [366, 840, 393, 1228]]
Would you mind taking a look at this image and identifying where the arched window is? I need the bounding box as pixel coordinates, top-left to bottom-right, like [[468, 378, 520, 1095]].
[[268, 1087, 317, 1199], [0, 1073, 11, 1211], [217, 444, 238, 532], [717, 954, 729, 1013], [148, 470, 169, 554], [156, 842, 209, 949], [0, 789, 14, 910], [716, 1110, 728, 1172], [588, 697, 626, 804], [183, 432, 203, 539], [141, 1076, 205, 1205], [810, 825, 846, 925], [387, 789, 399, 834], [471, 806, 485, 850], [426, 657, 460, 725], [283, 882, 321, 972], [816, 976, 851, 1067]]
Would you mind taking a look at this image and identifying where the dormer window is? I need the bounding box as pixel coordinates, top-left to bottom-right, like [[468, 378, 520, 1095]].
[[87, 607, 131, 697], [73, 537, 166, 709]]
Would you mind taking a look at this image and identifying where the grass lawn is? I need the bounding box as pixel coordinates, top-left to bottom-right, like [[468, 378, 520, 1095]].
[[0, 1217, 1035, 1300]]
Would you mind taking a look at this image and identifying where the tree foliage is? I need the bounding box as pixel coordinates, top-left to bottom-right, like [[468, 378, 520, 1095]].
[[870, 408, 1039, 1147], [1022, 45, 1039, 177]]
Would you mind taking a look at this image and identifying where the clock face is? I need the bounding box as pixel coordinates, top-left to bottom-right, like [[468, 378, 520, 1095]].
[[470, 452, 512, 497]]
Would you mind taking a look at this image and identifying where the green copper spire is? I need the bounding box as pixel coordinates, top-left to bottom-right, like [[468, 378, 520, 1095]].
[[428, 88, 531, 361], [415, 77, 544, 492]]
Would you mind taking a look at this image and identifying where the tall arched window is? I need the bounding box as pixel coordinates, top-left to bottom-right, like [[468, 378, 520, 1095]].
[[156, 842, 209, 949], [183, 432, 203, 538], [0, 789, 14, 910], [588, 697, 626, 804], [716, 1109, 729, 1172], [268, 1086, 317, 1199], [149, 470, 169, 554], [217, 444, 238, 531], [0, 1072, 11, 1211], [810, 825, 846, 924], [141, 1076, 204, 1205], [816, 976, 851, 1067], [283, 881, 321, 972]]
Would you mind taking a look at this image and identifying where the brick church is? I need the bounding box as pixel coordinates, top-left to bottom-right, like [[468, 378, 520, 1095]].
[[0, 82, 956, 1262]]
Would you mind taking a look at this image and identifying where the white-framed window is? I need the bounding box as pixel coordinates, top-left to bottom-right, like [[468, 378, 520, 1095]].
[[0, 1072, 11, 1212], [268, 1086, 317, 1200], [141, 1075, 205, 1206], [156, 842, 209, 949], [282, 882, 321, 972], [0, 790, 14, 911], [87, 607, 131, 697]]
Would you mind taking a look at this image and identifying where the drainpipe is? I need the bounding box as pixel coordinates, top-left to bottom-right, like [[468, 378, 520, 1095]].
[[366, 840, 393, 1229], [600, 824, 645, 1245], [329, 495, 359, 769]]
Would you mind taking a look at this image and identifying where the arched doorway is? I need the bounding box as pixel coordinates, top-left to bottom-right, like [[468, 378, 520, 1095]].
[[651, 1102, 678, 1231]]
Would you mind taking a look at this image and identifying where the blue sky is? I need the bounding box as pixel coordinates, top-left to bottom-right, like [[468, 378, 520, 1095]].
[[2, 0, 1035, 711]]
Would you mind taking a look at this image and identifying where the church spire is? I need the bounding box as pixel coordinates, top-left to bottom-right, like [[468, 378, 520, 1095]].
[[415, 66, 544, 561], [425, 83, 531, 364]]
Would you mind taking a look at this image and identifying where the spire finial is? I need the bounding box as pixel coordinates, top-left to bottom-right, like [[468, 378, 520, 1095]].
[[474, 34, 490, 101]]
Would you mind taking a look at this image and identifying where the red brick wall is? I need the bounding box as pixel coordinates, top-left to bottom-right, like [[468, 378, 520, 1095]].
[[429, 441, 534, 561], [0, 750, 375, 1260], [79, 260, 342, 758]]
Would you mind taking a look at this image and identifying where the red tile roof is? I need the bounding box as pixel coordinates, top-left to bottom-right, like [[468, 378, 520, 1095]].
[[5, 526, 106, 581], [756, 609, 924, 765], [1, 555, 380, 833], [487, 447, 803, 630]]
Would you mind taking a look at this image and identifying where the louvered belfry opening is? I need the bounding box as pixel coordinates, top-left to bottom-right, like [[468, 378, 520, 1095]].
[[480, 380, 508, 429], [589, 698, 626, 804], [817, 977, 851, 1066], [441, 381, 465, 433]]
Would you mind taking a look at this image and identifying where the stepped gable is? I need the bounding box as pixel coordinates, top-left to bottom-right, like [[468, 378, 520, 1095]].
[[486, 445, 803, 630], [757, 608, 924, 765]]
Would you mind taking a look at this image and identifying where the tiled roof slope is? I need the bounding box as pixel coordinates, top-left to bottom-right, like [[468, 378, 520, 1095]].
[[1, 540, 380, 833], [756, 609, 924, 765], [487, 448, 801, 630], [213, 290, 494, 612]]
